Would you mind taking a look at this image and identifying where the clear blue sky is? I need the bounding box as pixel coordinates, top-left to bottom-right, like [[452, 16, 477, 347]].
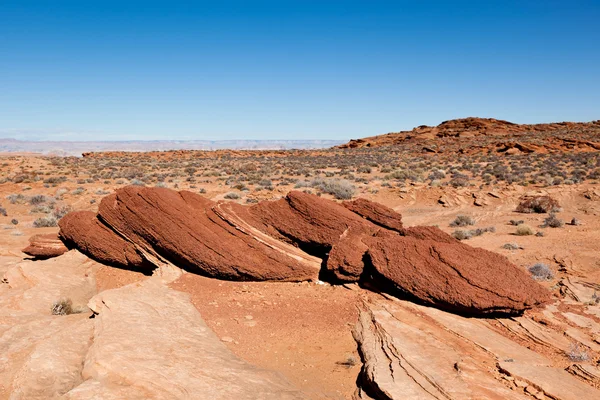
[[1, 1, 599, 141]]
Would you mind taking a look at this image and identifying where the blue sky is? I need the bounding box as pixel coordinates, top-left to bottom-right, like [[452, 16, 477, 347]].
[[1, 1, 599, 141]]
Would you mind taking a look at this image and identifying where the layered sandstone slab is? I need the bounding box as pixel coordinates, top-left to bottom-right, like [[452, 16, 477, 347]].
[[353, 299, 600, 400], [65, 277, 307, 399], [21, 233, 68, 259], [95, 187, 319, 281]]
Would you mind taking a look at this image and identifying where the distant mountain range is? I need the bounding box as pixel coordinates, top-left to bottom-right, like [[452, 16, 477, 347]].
[[0, 138, 344, 156]]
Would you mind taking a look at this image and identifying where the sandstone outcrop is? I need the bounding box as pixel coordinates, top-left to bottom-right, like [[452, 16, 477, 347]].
[[353, 299, 600, 399], [21, 233, 68, 259], [53, 187, 549, 315]]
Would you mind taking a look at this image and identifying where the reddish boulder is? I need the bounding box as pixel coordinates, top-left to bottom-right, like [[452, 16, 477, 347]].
[[94, 187, 319, 281], [364, 233, 551, 315], [325, 226, 372, 282], [248, 191, 374, 254], [22, 233, 68, 259], [342, 198, 403, 232], [59, 211, 152, 273]]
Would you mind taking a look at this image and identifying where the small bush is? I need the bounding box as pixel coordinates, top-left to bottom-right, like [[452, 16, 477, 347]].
[[452, 230, 472, 240], [542, 213, 563, 228], [452, 226, 495, 240], [6, 194, 26, 204], [516, 196, 560, 214], [502, 243, 521, 250], [11, 219, 18, 225], [224, 192, 241, 200], [130, 179, 145, 186], [33, 215, 58, 228], [528, 263, 554, 280], [53, 205, 72, 219], [515, 224, 534, 236], [29, 194, 49, 205], [0, 206, 7, 217], [450, 215, 475, 227], [311, 178, 356, 200], [567, 343, 589, 362], [51, 299, 73, 315], [509, 219, 525, 226]]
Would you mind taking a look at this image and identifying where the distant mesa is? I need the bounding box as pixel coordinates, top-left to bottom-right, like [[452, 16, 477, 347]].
[[336, 117, 600, 151], [26, 186, 552, 316]]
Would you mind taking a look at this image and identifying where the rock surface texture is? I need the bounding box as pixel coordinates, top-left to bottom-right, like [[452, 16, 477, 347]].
[[21, 233, 68, 259], [0, 252, 308, 399], [54, 186, 550, 316], [353, 298, 600, 400]]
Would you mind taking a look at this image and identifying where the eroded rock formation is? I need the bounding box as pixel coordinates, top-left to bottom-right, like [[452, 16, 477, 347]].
[[52, 186, 550, 315], [21, 233, 68, 259]]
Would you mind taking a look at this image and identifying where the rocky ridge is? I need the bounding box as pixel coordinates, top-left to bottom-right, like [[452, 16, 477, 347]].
[[43, 186, 551, 316]]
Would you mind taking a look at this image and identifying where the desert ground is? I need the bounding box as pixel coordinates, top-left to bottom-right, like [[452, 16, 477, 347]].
[[1, 118, 600, 399]]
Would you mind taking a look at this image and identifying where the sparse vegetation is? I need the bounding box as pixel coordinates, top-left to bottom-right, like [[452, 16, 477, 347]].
[[452, 226, 495, 240], [310, 178, 356, 200], [567, 343, 589, 362], [542, 213, 563, 228], [528, 263, 554, 280], [450, 215, 475, 227], [224, 192, 241, 200], [502, 243, 522, 250], [515, 224, 534, 236], [51, 299, 73, 315], [516, 196, 560, 214], [33, 215, 58, 228]]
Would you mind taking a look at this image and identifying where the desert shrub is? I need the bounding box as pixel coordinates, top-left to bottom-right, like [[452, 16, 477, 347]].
[[52, 205, 72, 219], [502, 243, 521, 250], [450, 215, 475, 227], [509, 219, 525, 226], [224, 192, 241, 200], [11, 219, 18, 225], [452, 226, 495, 240], [516, 196, 560, 214], [130, 179, 145, 186], [6, 194, 26, 204], [33, 215, 58, 228], [542, 213, 563, 228], [515, 224, 534, 236], [428, 169, 446, 180], [449, 176, 470, 188], [567, 343, 589, 362], [31, 204, 53, 214], [452, 230, 472, 240], [0, 206, 6, 216], [528, 263, 554, 280], [51, 299, 73, 315], [72, 187, 85, 195], [29, 195, 49, 205], [311, 178, 356, 200]]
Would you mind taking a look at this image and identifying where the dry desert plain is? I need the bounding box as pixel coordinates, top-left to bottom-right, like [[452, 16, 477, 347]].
[[1, 118, 600, 399]]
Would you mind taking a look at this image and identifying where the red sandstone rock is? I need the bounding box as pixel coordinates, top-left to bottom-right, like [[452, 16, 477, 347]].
[[58, 210, 151, 273], [21, 233, 68, 259], [248, 191, 373, 254], [325, 226, 371, 282], [342, 198, 403, 232], [94, 187, 319, 281], [54, 187, 550, 315], [364, 233, 551, 314]]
